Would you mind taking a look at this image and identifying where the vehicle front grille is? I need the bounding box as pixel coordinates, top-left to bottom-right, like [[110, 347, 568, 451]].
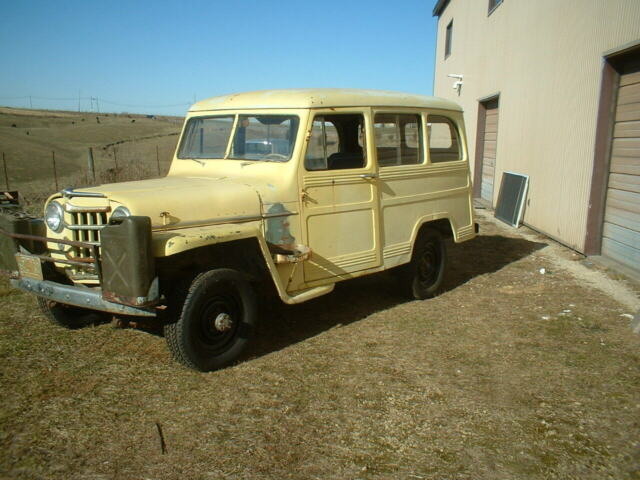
[[68, 211, 109, 258]]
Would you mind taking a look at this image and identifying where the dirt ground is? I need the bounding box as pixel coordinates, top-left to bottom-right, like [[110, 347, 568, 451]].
[[0, 211, 639, 480]]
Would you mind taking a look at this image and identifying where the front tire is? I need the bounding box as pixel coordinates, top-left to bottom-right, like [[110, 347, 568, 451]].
[[163, 269, 257, 372], [37, 297, 110, 329]]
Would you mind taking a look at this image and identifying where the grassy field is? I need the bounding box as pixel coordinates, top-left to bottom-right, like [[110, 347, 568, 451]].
[[1, 213, 639, 479], [0, 107, 182, 210]]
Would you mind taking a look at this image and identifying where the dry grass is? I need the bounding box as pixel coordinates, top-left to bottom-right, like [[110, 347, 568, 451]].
[[1, 214, 639, 479], [0, 106, 182, 212]]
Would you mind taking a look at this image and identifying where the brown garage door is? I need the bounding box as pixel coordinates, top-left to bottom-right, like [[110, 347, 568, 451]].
[[602, 62, 640, 271], [480, 98, 499, 205]]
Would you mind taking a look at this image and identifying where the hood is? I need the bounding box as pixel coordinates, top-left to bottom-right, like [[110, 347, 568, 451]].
[[76, 176, 263, 229]]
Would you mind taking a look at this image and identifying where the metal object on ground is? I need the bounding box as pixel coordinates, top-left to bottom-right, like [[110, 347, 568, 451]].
[[0, 209, 46, 272], [15, 254, 43, 280], [0, 191, 20, 208], [495, 172, 529, 228]]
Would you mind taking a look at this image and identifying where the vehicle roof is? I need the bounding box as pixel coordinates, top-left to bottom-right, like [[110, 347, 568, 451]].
[[190, 89, 462, 112]]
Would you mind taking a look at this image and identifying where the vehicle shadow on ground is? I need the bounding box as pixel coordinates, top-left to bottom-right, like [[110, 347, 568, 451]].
[[249, 234, 547, 359]]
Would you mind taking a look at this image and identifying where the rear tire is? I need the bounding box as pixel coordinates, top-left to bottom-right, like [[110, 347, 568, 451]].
[[398, 228, 446, 300], [163, 268, 257, 372], [37, 297, 110, 329]]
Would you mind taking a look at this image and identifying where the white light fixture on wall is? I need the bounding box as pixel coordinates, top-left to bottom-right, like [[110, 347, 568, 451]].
[[447, 74, 464, 95]]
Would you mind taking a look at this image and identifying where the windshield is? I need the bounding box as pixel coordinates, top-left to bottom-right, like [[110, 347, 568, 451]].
[[178, 114, 299, 162]]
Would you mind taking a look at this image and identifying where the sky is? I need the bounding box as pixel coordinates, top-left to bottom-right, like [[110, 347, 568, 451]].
[[0, 0, 439, 116]]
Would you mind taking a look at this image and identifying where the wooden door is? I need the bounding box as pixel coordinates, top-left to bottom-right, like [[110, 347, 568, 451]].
[[602, 59, 640, 272]]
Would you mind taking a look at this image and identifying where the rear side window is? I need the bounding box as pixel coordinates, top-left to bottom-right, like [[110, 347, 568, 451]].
[[427, 115, 462, 163], [374, 113, 423, 167]]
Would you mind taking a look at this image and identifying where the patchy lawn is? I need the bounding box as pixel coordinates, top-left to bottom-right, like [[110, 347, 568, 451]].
[[1, 212, 639, 480]]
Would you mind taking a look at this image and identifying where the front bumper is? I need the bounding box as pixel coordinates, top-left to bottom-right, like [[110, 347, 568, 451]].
[[1, 205, 159, 316], [11, 277, 156, 317]]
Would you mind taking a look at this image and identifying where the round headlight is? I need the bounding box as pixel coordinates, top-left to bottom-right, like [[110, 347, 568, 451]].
[[45, 201, 64, 233], [111, 206, 131, 219]]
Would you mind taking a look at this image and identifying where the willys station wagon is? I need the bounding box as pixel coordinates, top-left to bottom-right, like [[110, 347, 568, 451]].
[[0, 89, 477, 371]]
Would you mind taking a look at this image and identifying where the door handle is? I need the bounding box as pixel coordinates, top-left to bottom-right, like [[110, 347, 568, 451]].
[[359, 173, 378, 179]]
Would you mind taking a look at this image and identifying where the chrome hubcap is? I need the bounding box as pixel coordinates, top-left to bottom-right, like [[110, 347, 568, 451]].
[[213, 312, 233, 332]]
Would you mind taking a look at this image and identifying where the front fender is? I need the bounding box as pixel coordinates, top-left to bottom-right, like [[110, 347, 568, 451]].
[[152, 221, 263, 257], [151, 221, 333, 305]]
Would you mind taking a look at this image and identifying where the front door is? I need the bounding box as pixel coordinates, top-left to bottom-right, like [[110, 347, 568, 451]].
[[300, 109, 382, 283]]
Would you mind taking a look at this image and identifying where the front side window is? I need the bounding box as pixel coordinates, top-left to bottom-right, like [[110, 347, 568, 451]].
[[374, 113, 423, 167], [304, 114, 366, 171], [178, 114, 298, 162], [427, 115, 462, 163]]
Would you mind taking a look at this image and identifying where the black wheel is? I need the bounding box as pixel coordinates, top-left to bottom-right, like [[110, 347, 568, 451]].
[[163, 269, 257, 372], [399, 228, 446, 300], [37, 297, 110, 329]]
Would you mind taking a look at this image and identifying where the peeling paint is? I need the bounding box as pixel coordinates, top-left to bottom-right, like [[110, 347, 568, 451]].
[[265, 203, 295, 249]]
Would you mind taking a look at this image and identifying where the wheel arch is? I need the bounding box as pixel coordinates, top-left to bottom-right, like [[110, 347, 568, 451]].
[[152, 223, 289, 303], [409, 214, 456, 255]]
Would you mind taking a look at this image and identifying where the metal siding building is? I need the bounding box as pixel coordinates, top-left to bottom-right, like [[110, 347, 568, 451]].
[[432, 0, 640, 273]]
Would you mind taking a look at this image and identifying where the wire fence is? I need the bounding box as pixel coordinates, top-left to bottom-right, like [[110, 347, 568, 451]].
[[0, 95, 192, 115], [1, 137, 178, 212]]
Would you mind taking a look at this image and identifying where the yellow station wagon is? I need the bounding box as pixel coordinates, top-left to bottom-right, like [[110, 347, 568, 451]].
[[0, 89, 477, 371]]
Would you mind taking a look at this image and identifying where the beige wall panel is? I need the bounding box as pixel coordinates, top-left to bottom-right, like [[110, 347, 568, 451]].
[[434, 0, 640, 251]]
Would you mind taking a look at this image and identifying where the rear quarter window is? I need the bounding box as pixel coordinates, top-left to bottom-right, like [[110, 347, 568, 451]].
[[427, 115, 462, 163]]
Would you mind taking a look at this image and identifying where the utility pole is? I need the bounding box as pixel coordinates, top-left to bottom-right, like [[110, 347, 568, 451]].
[[78, 90, 81, 112], [29, 96, 32, 109]]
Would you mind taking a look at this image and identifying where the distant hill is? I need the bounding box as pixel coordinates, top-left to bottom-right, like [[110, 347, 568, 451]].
[[0, 107, 184, 193]]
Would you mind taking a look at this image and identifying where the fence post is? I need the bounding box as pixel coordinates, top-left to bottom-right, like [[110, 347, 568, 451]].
[[87, 147, 96, 183], [2, 152, 8, 191], [113, 146, 118, 170], [156, 145, 161, 176], [52, 151, 59, 191]]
